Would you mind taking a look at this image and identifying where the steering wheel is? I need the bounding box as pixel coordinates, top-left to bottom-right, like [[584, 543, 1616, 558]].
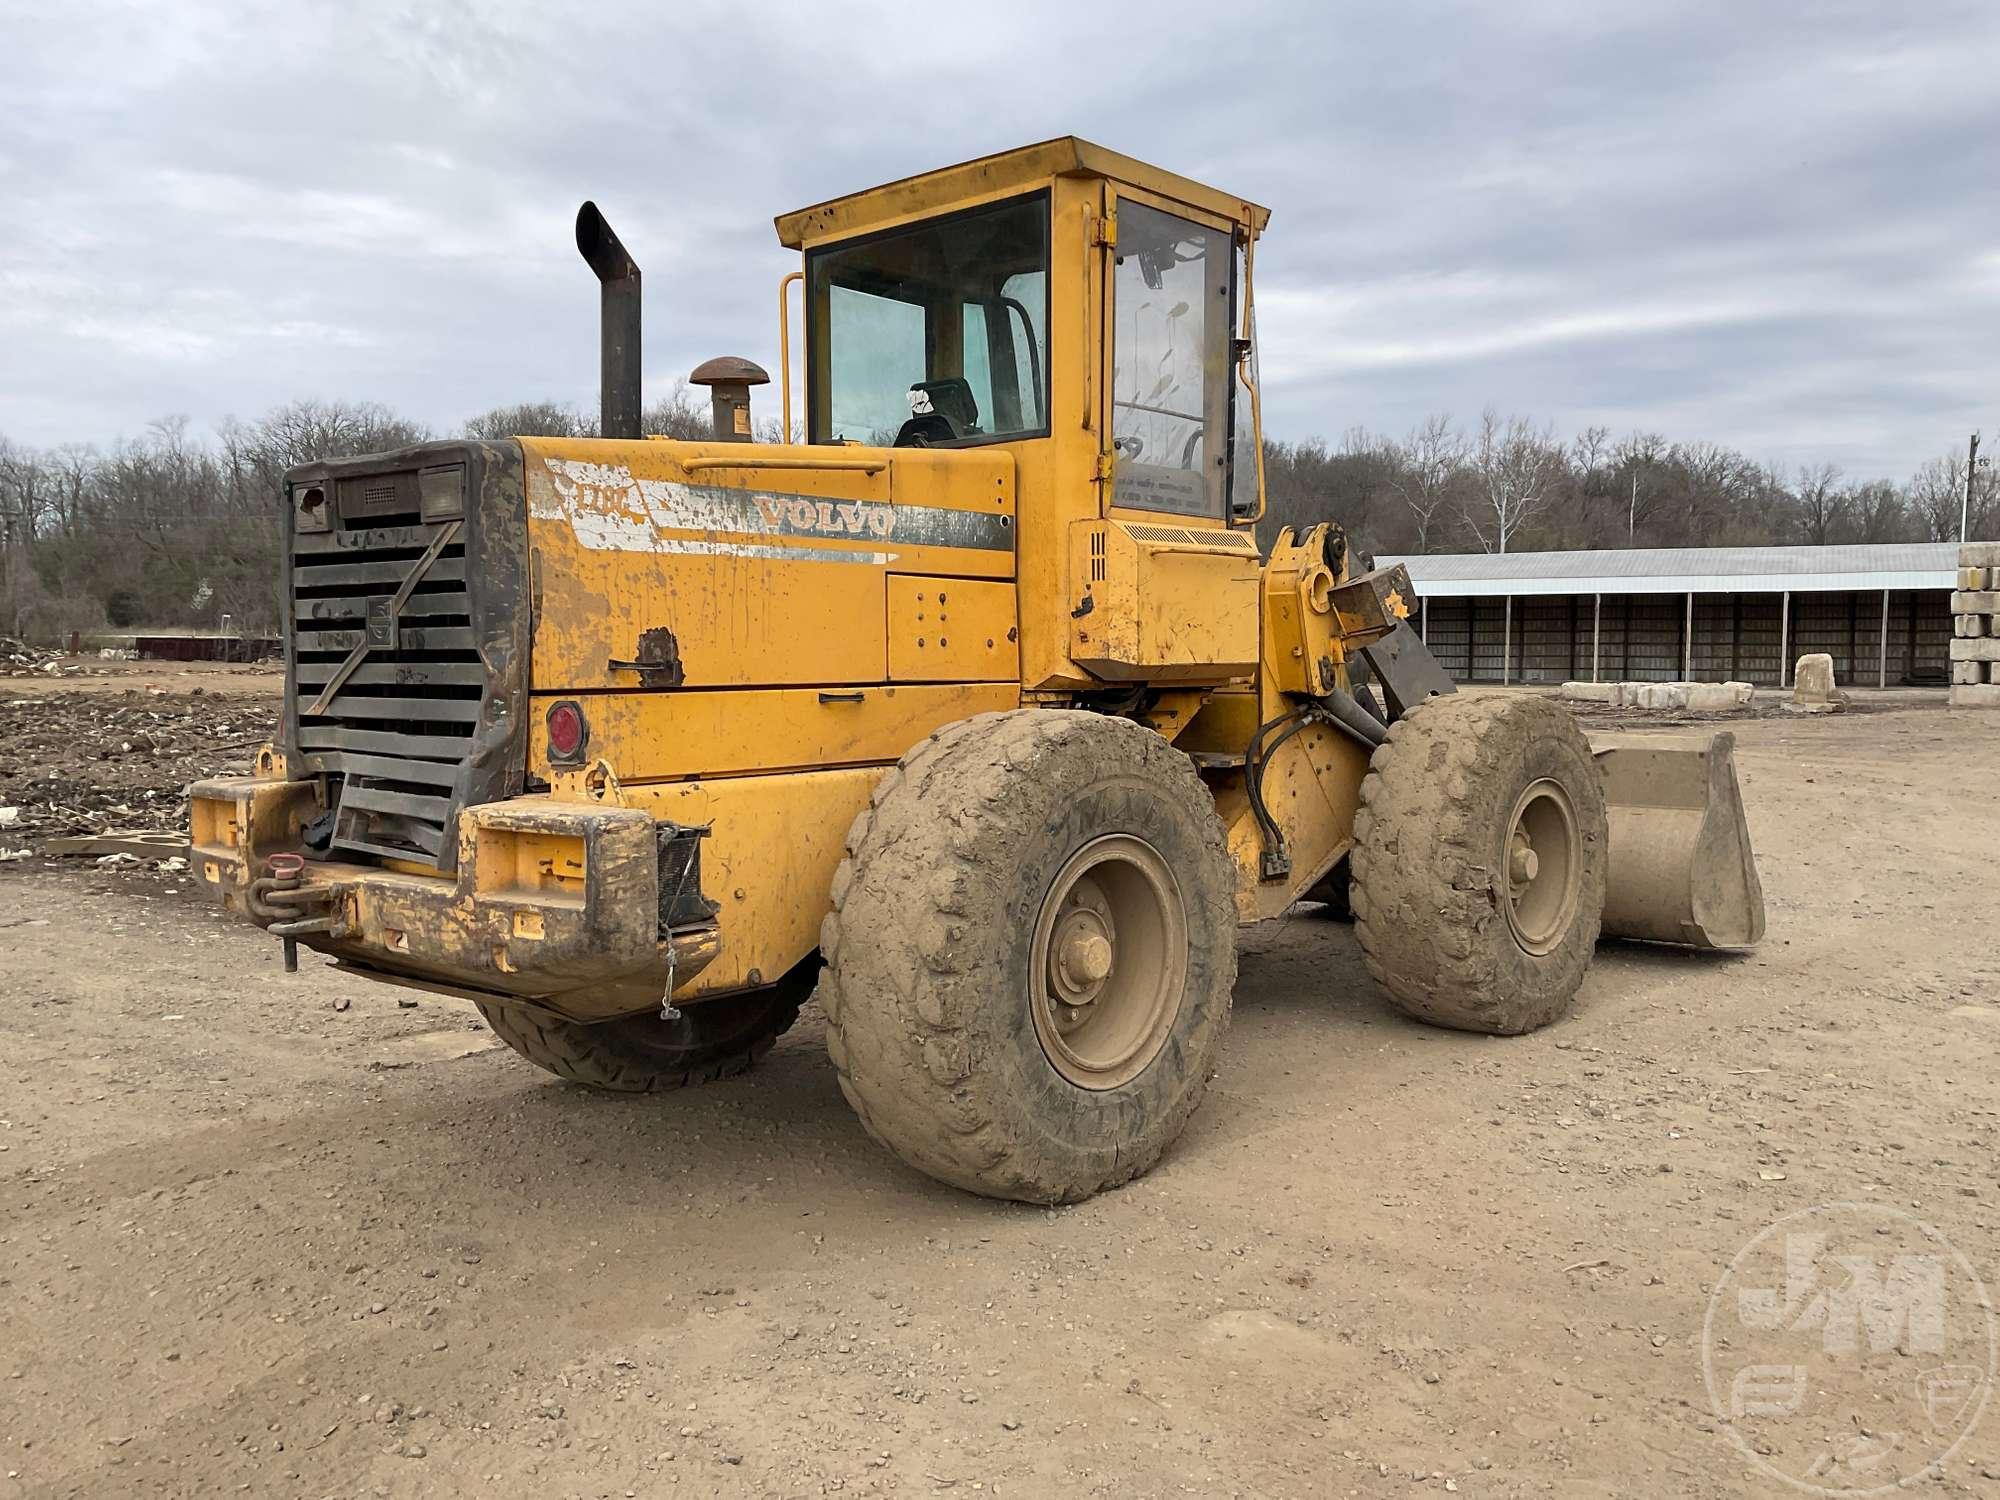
[[893, 412, 957, 447]]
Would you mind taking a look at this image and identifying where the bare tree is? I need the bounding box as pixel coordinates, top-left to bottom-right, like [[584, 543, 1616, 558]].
[[465, 401, 594, 440], [1462, 408, 1563, 554], [1569, 424, 1611, 483], [1387, 413, 1464, 551], [0, 435, 51, 552], [1605, 430, 1665, 542], [1845, 480, 1907, 544], [643, 383, 712, 441], [1658, 442, 1762, 546], [250, 399, 429, 476], [47, 444, 98, 539], [1905, 447, 2000, 542], [1792, 462, 1846, 545]]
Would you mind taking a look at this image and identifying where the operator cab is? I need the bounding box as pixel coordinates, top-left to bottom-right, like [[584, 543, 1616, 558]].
[[777, 137, 1271, 526]]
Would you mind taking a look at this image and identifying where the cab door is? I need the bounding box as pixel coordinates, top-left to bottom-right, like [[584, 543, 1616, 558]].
[[1101, 186, 1238, 527], [1065, 185, 1260, 684]]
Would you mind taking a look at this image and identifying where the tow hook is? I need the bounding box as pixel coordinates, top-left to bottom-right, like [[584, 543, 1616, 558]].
[[249, 853, 351, 972]]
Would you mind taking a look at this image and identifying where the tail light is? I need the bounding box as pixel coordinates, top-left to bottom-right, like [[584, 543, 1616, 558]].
[[545, 700, 588, 765]]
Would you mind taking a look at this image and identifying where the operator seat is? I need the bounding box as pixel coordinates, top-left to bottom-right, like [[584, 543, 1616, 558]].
[[894, 378, 981, 446]]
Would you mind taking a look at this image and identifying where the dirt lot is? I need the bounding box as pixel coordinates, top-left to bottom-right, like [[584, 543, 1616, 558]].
[[3, 683, 1998, 1498]]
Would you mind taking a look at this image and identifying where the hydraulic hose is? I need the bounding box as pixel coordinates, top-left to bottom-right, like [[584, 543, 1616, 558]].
[[1312, 688, 1388, 749]]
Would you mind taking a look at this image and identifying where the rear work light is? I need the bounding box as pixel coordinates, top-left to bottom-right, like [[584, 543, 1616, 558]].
[[545, 700, 589, 765], [292, 483, 330, 533], [419, 464, 465, 522]]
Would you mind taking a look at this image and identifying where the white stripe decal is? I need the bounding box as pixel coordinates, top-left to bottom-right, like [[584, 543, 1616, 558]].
[[612, 534, 891, 566], [532, 455, 1010, 558]]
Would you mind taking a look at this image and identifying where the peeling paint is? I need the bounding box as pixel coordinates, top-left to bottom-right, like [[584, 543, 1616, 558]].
[[534, 457, 1011, 559]]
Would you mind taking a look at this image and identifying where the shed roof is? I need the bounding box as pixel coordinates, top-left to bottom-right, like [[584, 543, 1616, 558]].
[[1381, 543, 1960, 599]]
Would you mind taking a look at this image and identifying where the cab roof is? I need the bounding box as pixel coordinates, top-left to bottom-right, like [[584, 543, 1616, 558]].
[[774, 136, 1272, 250]]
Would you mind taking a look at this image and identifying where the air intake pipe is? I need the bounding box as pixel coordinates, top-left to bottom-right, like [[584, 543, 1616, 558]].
[[575, 202, 642, 441]]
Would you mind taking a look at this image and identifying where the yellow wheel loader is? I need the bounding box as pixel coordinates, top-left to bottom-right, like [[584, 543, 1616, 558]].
[[191, 139, 1764, 1203]]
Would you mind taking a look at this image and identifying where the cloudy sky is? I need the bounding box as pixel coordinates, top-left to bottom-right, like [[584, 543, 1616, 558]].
[[4, 0, 1995, 479]]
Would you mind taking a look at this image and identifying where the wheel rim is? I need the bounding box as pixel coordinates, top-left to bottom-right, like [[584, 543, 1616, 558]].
[[1503, 778, 1581, 956], [1029, 833, 1187, 1090]]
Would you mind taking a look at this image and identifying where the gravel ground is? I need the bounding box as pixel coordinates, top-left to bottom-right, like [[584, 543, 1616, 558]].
[[2, 691, 1998, 1498]]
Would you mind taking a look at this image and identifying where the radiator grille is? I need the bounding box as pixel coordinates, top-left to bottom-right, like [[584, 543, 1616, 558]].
[[290, 498, 482, 865]]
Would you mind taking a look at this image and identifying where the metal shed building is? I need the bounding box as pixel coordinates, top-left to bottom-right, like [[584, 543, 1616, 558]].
[[1383, 543, 1959, 688]]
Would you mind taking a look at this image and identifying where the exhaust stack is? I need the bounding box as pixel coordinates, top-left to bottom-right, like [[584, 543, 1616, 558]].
[[575, 202, 642, 441]]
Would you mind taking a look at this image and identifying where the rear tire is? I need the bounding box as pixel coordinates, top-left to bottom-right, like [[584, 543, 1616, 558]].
[[818, 709, 1237, 1204], [478, 961, 811, 1093], [1351, 694, 1606, 1034]]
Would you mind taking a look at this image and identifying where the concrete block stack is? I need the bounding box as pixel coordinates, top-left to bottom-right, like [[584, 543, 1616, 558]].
[[1559, 679, 1755, 712], [1951, 543, 2000, 708]]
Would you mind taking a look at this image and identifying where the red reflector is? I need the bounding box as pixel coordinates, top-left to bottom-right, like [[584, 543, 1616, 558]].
[[546, 701, 586, 760]]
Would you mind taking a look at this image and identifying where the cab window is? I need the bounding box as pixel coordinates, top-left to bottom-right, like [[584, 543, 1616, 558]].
[[1111, 200, 1234, 518], [809, 195, 1050, 448]]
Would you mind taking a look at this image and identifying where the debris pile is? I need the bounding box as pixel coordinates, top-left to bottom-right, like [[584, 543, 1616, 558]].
[[0, 688, 280, 864], [1, 635, 93, 679]]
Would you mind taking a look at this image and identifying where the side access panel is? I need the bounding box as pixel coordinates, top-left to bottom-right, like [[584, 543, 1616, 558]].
[[1067, 519, 1260, 682], [887, 577, 1020, 682]]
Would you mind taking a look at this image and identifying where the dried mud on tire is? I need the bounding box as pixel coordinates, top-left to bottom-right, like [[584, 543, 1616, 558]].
[[817, 709, 1238, 1204], [1351, 693, 1607, 1034]]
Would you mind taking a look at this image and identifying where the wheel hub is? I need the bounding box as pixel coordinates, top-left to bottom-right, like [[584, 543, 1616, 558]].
[[1029, 835, 1187, 1090], [1509, 837, 1540, 885], [1502, 779, 1581, 957]]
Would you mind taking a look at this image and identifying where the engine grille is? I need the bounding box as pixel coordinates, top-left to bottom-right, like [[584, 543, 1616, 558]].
[[290, 491, 483, 866]]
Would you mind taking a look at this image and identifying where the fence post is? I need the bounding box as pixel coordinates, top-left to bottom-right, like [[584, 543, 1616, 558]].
[[1779, 591, 1790, 687], [1592, 593, 1601, 683], [1878, 587, 1889, 689]]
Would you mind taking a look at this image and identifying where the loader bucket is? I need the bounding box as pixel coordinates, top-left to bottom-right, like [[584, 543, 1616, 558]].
[[1589, 731, 1766, 949]]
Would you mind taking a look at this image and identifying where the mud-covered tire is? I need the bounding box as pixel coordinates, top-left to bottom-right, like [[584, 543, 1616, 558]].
[[1351, 694, 1606, 1034], [818, 709, 1237, 1204], [477, 961, 811, 1093]]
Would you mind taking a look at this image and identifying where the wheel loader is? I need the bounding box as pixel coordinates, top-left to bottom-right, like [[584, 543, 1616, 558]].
[[190, 138, 1764, 1203]]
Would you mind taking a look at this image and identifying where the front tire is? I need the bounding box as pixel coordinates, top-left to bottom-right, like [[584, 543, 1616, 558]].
[[1350, 694, 1606, 1034], [818, 710, 1237, 1204]]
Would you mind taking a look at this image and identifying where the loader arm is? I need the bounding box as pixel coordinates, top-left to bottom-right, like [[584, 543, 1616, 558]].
[[1240, 527, 1766, 950]]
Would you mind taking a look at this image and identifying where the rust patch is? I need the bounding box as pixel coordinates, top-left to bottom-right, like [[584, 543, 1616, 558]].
[[611, 626, 685, 688]]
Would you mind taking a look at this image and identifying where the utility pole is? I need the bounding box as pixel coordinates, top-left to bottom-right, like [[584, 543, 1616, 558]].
[[1965, 432, 1981, 543]]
